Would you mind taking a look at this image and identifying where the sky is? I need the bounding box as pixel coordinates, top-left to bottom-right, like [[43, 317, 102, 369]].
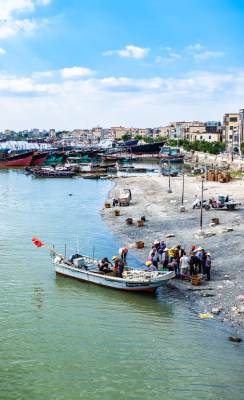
[[0, 0, 244, 131]]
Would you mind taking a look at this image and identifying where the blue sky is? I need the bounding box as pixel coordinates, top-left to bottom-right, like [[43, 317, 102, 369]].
[[0, 0, 244, 130]]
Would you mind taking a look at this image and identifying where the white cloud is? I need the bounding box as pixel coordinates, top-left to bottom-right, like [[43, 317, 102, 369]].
[[103, 45, 149, 59], [0, 0, 50, 38], [0, 47, 6, 55], [186, 44, 204, 50], [165, 47, 172, 52], [169, 53, 181, 59], [0, 68, 244, 130], [194, 51, 224, 61], [60, 67, 96, 79]]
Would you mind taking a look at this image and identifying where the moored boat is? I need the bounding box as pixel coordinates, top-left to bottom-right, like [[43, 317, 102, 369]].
[[32, 238, 175, 292], [30, 151, 49, 166], [126, 141, 165, 155], [54, 255, 175, 291], [0, 149, 34, 166]]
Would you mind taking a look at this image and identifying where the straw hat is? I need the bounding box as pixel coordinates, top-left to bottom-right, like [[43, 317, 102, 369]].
[[164, 248, 169, 251], [197, 247, 203, 251], [146, 261, 152, 265], [154, 240, 159, 244], [207, 252, 211, 256], [112, 256, 118, 260]]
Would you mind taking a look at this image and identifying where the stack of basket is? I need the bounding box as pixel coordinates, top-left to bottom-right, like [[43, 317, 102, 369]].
[[206, 169, 231, 183]]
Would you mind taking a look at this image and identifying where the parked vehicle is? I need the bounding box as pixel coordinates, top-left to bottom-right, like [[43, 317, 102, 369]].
[[192, 195, 211, 210], [209, 195, 241, 210], [118, 188, 132, 206]]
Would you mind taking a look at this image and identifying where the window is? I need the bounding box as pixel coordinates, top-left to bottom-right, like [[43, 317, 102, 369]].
[[229, 135, 233, 139], [209, 136, 211, 140], [200, 135, 202, 139], [230, 126, 233, 130], [230, 117, 237, 122]]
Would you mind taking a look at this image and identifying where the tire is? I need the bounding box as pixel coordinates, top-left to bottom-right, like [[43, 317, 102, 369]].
[[193, 205, 196, 209], [227, 204, 235, 210], [205, 204, 210, 211]]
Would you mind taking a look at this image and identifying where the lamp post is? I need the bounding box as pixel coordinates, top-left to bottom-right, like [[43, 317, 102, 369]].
[[181, 170, 184, 206], [167, 160, 172, 193]]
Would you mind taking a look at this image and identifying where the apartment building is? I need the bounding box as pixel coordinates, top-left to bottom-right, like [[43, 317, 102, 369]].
[[239, 109, 244, 145], [222, 113, 240, 148]]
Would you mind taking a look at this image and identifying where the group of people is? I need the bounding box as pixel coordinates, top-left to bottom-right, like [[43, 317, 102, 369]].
[[98, 247, 128, 278], [145, 240, 212, 281]]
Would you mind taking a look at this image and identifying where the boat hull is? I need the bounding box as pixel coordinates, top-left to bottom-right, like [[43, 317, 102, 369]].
[[127, 142, 165, 155], [0, 151, 34, 166], [54, 264, 175, 292], [30, 152, 49, 165]]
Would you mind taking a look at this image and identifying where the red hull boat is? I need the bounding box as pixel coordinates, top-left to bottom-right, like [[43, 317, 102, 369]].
[[0, 150, 34, 166], [30, 151, 49, 166]]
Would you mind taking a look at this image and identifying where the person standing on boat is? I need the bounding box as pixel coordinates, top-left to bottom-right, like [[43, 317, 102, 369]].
[[112, 256, 124, 278], [119, 247, 128, 262]]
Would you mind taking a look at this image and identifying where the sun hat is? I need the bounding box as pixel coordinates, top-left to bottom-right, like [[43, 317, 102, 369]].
[[146, 261, 152, 265], [206, 252, 211, 256], [119, 248, 123, 255], [164, 248, 169, 251], [112, 256, 118, 261], [154, 240, 159, 244], [197, 247, 203, 251]]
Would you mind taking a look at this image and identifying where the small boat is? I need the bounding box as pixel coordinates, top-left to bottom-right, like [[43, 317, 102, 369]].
[[32, 238, 175, 292], [53, 254, 175, 291], [25, 166, 77, 177]]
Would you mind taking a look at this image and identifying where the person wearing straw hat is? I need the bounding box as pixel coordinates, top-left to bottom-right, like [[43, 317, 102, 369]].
[[112, 255, 124, 278], [162, 248, 169, 270], [145, 260, 157, 271], [206, 253, 212, 281], [119, 247, 128, 262]]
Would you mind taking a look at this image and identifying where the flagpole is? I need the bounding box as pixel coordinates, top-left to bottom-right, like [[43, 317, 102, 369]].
[[33, 238, 73, 265]]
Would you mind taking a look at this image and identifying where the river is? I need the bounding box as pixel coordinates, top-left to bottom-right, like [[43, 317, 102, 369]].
[[0, 168, 243, 400]]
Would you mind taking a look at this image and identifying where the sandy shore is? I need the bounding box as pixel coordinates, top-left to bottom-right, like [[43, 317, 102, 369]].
[[100, 172, 244, 335]]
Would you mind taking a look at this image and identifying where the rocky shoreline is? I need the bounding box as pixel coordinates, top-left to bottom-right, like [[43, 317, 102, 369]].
[[100, 173, 244, 336]]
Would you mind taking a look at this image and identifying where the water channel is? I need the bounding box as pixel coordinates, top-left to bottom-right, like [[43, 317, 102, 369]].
[[0, 168, 243, 400]]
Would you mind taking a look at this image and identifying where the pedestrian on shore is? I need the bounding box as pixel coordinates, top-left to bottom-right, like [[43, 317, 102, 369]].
[[153, 240, 160, 251], [206, 253, 212, 281], [158, 240, 166, 260], [176, 245, 184, 267], [167, 261, 178, 276], [201, 250, 207, 275], [190, 250, 200, 276], [162, 248, 169, 270], [112, 198, 118, 206], [169, 246, 177, 262], [179, 251, 190, 280], [196, 247, 203, 273]]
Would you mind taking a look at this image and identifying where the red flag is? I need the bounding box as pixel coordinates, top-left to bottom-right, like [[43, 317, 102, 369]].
[[32, 237, 43, 248]]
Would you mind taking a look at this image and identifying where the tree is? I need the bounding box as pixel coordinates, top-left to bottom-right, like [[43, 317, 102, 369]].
[[122, 134, 132, 142], [134, 135, 143, 140], [240, 142, 244, 155]]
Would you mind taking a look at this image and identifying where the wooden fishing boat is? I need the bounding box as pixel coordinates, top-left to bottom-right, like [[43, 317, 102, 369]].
[[25, 166, 77, 177], [53, 255, 175, 291], [32, 238, 175, 292], [30, 151, 49, 166]]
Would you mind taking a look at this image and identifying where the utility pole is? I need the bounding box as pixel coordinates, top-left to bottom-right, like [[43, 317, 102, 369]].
[[167, 160, 172, 193], [200, 177, 204, 231], [181, 171, 184, 206]]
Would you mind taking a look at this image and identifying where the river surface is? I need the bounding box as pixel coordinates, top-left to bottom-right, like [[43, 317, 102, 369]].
[[0, 169, 243, 400]]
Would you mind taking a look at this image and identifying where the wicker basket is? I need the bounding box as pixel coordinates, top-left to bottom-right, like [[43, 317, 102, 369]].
[[126, 218, 133, 225], [105, 203, 110, 208], [114, 210, 120, 216], [212, 218, 219, 225], [136, 241, 144, 249], [190, 275, 202, 285], [137, 220, 144, 227]]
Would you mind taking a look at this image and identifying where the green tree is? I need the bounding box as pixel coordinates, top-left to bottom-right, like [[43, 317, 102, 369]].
[[122, 134, 132, 142], [240, 142, 244, 155], [134, 135, 143, 140]]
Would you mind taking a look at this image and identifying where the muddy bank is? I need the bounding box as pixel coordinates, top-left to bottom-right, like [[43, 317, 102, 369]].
[[100, 173, 244, 335]]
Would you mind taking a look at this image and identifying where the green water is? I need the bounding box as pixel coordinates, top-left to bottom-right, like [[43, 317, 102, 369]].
[[0, 169, 243, 400]]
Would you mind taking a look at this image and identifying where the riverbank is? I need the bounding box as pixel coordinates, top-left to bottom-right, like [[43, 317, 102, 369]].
[[100, 173, 244, 335]]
